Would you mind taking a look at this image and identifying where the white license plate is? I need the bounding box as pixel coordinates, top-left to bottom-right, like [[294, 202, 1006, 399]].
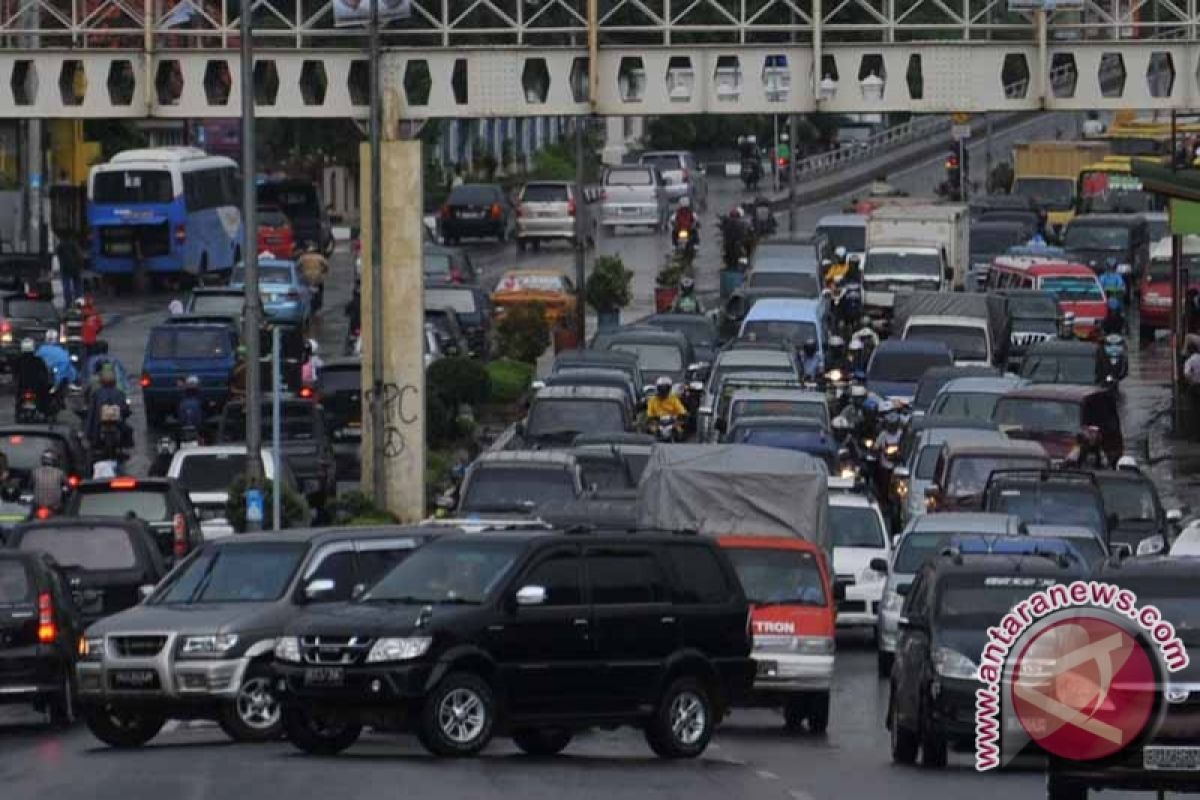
[[537, 211, 556, 218], [620, 207, 637, 215], [1144, 746, 1200, 771], [461, 211, 484, 219], [756, 660, 778, 677]]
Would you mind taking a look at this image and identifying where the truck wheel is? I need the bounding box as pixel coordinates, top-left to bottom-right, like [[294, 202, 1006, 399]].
[[218, 664, 282, 742], [645, 676, 714, 758], [806, 692, 830, 734], [888, 695, 918, 765], [282, 705, 361, 755], [82, 704, 166, 748], [512, 727, 572, 756], [783, 697, 807, 733], [417, 672, 496, 757]]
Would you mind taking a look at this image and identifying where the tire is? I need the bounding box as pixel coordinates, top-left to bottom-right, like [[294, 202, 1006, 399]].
[[644, 676, 715, 759], [807, 692, 830, 734], [218, 664, 283, 742], [888, 695, 918, 765], [783, 696, 807, 733], [47, 670, 75, 728], [282, 705, 362, 756], [82, 704, 166, 748], [1047, 774, 1088, 800], [417, 672, 497, 757], [877, 651, 894, 679], [920, 707, 948, 768], [512, 727, 572, 756]]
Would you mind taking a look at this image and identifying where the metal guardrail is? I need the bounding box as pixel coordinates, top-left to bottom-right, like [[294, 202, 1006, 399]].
[[790, 115, 953, 180]]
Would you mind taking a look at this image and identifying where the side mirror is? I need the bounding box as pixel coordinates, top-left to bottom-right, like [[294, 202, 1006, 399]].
[[896, 582, 912, 597], [899, 616, 925, 631], [530, 380, 546, 391], [304, 578, 336, 600], [1110, 542, 1133, 561], [869, 557, 889, 573], [1167, 508, 1184, 523], [137, 584, 155, 600], [516, 585, 547, 606], [351, 583, 366, 600], [435, 493, 455, 511]]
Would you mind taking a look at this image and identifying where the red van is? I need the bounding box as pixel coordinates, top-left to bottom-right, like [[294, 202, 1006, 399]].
[[718, 536, 837, 733], [987, 258, 1107, 340], [1139, 237, 1200, 341]]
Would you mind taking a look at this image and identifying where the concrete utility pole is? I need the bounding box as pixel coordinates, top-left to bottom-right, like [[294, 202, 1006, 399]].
[[240, 0, 264, 529], [368, 0, 385, 507], [788, 114, 798, 233], [574, 118, 587, 342]]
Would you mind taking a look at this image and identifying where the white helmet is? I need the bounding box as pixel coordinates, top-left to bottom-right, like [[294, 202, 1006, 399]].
[[834, 246, 847, 260], [44, 329, 58, 344], [1116, 455, 1138, 471], [655, 376, 672, 390], [848, 338, 864, 353], [19, 338, 34, 354], [678, 196, 691, 209]]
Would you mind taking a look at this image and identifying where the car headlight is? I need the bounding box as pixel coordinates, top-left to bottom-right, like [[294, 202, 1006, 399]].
[[274, 636, 301, 663], [78, 635, 105, 661], [883, 589, 904, 614], [180, 634, 239, 658], [1137, 533, 1166, 556], [827, 369, 844, 383], [796, 636, 835, 655], [365, 637, 432, 663], [933, 646, 978, 680]]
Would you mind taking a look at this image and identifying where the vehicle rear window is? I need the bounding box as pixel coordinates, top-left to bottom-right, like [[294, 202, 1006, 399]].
[[425, 289, 477, 314], [257, 207, 290, 228], [937, 576, 1061, 623], [495, 273, 565, 293], [232, 265, 292, 285], [1098, 477, 1159, 523], [931, 391, 1003, 420], [915, 445, 942, 480], [894, 531, 956, 573], [606, 169, 653, 186], [988, 485, 1106, 532], [257, 184, 320, 217], [6, 299, 58, 321], [746, 272, 820, 296], [522, 184, 569, 202], [449, 185, 498, 205], [639, 155, 681, 171], [725, 547, 826, 606], [741, 320, 818, 347], [76, 489, 171, 522], [905, 325, 988, 362], [460, 466, 578, 513], [993, 398, 1081, 432], [18, 526, 137, 571], [222, 406, 315, 441], [1039, 276, 1103, 301], [0, 435, 66, 476], [609, 342, 683, 373], [971, 228, 1025, 254], [92, 170, 174, 204], [148, 328, 231, 359], [189, 294, 243, 316], [318, 368, 360, 393], [153, 542, 306, 603], [176, 454, 248, 494], [527, 399, 626, 439], [819, 225, 866, 253], [868, 351, 952, 383], [946, 456, 1048, 498], [731, 399, 825, 426], [0, 560, 32, 604], [830, 505, 886, 547]]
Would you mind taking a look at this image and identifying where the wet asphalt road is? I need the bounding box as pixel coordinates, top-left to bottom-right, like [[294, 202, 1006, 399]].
[[0, 115, 1194, 799]]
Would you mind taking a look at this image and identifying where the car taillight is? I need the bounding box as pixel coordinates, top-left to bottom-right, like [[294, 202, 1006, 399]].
[[21, 391, 33, 401], [174, 224, 187, 245], [35, 507, 51, 520], [0, 319, 11, 334], [299, 385, 314, 399], [140, 373, 151, 388], [777, 157, 786, 167], [449, 267, 463, 283], [37, 592, 55, 643], [111, 477, 138, 489], [173, 513, 187, 558], [490, 203, 502, 219], [567, 199, 576, 217], [67, 474, 80, 489]]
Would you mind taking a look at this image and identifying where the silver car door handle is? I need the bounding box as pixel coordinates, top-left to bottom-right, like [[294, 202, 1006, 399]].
[[661, 616, 676, 624], [573, 618, 589, 626]]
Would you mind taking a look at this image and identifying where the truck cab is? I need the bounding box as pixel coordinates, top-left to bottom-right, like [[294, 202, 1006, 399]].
[[862, 243, 951, 317], [901, 315, 992, 368]]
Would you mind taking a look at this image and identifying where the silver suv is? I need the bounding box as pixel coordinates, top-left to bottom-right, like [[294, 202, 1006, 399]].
[[516, 181, 595, 251], [638, 151, 707, 209], [600, 166, 668, 233]]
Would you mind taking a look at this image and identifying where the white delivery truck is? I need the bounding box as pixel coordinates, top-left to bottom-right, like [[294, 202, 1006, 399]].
[[863, 204, 969, 317]]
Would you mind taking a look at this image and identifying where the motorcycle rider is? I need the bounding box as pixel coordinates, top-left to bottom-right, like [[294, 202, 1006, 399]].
[[1102, 296, 1126, 336], [176, 375, 205, 432], [825, 335, 850, 375], [297, 241, 331, 315], [671, 277, 703, 314], [30, 449, 67, 513], [1099, 257, 1127, 306], [825, 247, 851, 289], [1060, 310, 1077, 340], [302, 338, 324, 385], [14, 338, 51, 417], [646, 376, 687, 439], [85, 364, 131, 455], [852, 317, 880, 355], [836, 384, 869, 435], [738, 136, 762, 188], [848, 337, 868, 378], [36, 329, 76, 390], [800, 339, 823, 381], [672, 196, 698, 248], [876, 403, 904, 471]]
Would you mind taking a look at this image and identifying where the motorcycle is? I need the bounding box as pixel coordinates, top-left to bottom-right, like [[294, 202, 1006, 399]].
[[672, 222, 698, 260], [91, 402, 129, 468], [1103, 334, 1128, 382], [740, 159, 761, 191], [748, 198, 776, 238], [830, 284, 863, 339], [648, 414, 681, 444], [16, 384, 62, 424]]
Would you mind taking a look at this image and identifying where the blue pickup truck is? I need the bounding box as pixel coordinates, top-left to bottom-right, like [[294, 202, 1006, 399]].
[[140, 316, 240, 428]]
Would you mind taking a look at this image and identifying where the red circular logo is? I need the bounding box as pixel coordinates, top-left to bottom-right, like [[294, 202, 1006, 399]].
[[1011, 615, 1157, 761]]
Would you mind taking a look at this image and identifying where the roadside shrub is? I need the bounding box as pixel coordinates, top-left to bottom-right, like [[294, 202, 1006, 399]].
[[427, 357, 492, 410], [486, 358, 535, 405], [426, 389, 454, 447], [586, 255, 634, 313], [225, 475, 310, 532], [329, 491, 400, 526], [496, 303, 550, 364]]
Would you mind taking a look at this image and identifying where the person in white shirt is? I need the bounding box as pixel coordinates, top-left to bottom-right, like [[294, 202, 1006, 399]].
[[1082, 111, 1105, 138]]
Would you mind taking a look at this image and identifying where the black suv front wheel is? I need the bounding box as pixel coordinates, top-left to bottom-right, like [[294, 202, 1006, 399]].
[[282, 705, 362, 755], [645, 677, 715, 759], [82, 704, 166, 748], [418, 672, 497, 757]]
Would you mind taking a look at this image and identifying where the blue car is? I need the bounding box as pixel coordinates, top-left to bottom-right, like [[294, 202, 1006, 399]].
[[140, 318, 239, 428], [230, 258, 310, 326], [865, 339, 954, 404], [737, 297, 829, 359], [724, 416, 838, 470]]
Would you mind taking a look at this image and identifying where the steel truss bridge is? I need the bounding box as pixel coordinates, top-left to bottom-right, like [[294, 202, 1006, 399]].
[[0, 0, 1195, 117]]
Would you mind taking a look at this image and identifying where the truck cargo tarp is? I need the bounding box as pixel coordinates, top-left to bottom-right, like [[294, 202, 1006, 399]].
[[636, 444, 829, 548], [892, 291, 1010, 356]]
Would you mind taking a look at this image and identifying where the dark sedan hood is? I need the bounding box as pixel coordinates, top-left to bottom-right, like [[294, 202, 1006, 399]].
[[85, 600, 280, 637], [285, 600, 478, 638]]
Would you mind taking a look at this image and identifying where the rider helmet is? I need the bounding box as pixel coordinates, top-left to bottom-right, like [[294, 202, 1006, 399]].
[[99, 365, 116, 386], [834, 246, 847, 261], [848, 338, 864, 354], [801, 338, 817, 357], [44, 329, 58, 344], [1116, 455, 1139, 471], [680, 277, 695, 294], [20, 338, 34, 354], [185, 375, 200, 391], [850, 385, 867, 406], [655, 376, 672, 398], [73, 298, 86, 309], [678, 196, 690, 209]]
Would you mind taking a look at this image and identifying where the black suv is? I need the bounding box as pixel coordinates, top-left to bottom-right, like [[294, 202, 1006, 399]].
[[983, 469, 1111, 546], [63, 477, 204, 566], [888, 551, 1088, 768], [275, 530, 755, 759]]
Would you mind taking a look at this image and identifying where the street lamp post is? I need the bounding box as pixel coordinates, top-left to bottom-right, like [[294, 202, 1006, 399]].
[[240, 0, 264, 529]]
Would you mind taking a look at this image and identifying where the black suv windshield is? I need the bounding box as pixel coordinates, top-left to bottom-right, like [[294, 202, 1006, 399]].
[[154, 542, 306, 604], [895, 531, 956, 573], [527, 399, 625, 439], [725, 547, 826, 606], [364, 539, 522, 604], [460, 467, 577, 513], [936, 576, 1062, 625], [988, 484, 1106, 532]]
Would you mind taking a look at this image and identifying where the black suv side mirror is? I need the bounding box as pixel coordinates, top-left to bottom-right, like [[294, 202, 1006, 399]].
[[869, 557, 889, 574]]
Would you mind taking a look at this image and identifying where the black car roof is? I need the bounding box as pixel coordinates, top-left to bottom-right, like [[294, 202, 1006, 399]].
[[927, 552, 1088, 579], [1099, 555, 1200, 581]]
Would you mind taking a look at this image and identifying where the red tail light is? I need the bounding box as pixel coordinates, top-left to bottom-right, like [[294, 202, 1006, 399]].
[[490, 203, 503, 220], [449, 267, 463, 283], [110, 477, 138, 489], [0, 319, 11, 334], [174, 224, 187, 245], [777, 157, 786, 167], [21, 391, 33, 401], [298, 385, 314, 399], [140, 373, 151, 388], [173, 512, 187, 558], [67, 474, 80, 489], [945, 157, 958, 169], [35, 507, 51, 520], [567, 199, 576, 217], [37, 592, 55, 643]]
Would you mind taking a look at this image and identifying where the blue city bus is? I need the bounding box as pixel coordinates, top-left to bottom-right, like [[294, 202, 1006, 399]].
[[87, 147, 242, 276]]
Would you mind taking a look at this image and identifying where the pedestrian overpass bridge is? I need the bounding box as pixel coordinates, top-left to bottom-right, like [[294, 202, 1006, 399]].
[[0, 0, 1194, 118]]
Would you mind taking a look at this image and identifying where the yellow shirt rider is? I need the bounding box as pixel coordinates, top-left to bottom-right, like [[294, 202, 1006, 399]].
[[646, 376, 687, 419]]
